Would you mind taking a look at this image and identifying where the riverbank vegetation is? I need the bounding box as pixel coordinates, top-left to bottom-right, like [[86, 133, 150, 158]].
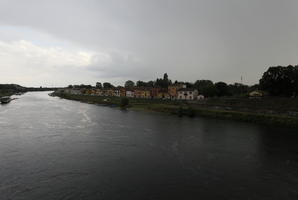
[[0, 65, 292, 127], [0, 84, 25, 97], [51, 65, 298, 127], [52, 91, 298, 128], [0, 84, 59, 98]]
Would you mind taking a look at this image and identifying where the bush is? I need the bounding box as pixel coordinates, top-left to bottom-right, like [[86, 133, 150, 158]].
[[120, 97, 129, 108]]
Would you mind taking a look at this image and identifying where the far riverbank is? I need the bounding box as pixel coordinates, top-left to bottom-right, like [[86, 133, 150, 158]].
[[51, 92, 298, 128]]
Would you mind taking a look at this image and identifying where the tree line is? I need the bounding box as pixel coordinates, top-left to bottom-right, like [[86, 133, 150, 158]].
[[68, 65, 298, 98], [68, 73, 256, 97]]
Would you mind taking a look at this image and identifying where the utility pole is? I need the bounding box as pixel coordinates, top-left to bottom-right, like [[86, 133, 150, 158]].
[[241, 76, 243, 95]]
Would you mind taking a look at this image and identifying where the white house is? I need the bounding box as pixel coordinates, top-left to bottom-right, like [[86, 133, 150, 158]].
[[177, 88, 198, 100], [126, 90, 134, 98], [114, 89, 121, 97], [197, 95, 205, 100]]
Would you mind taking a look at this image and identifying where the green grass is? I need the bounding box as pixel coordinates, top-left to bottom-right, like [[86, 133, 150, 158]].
[[196, 96, 298, 113], [52, 92, 298, 128]]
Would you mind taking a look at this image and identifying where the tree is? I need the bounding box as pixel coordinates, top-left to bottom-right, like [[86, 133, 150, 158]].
[[103, 82, 114, 89], [120, 97, 129, 108], [125, 80, 135, 88], [155, 78, 164, 88], [96, 82, 102, 88], [75, 84, 92, 89], [147, 81, 154, 87], [163, 73, 168, 82], [228, 83, 249, 96], [135, 81, 147, 87], [202, 84, 217, 97], [185, 82, 194, 88], [194, 80, 213, 90], [194, 80, 217, 97], [215, 82, 229, 96], [154, 73, 172, 88], [259, 65, 298, 96]]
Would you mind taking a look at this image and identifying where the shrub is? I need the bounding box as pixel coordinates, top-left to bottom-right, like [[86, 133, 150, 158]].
[[120, 97, 129, 108]]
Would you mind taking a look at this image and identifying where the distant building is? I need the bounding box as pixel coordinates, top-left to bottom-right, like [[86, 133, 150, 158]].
[[113, 88, 121, 97], [101, 89, 108, 96], [168, 84, 186, 99], [249, 90, 263, 98], [157, 88, 170, 99], [134, 88, 151, 98], [177, 88, 198, 100], [150, 87, 161, 99], [83, 89, 96, 95], [119, 87, 126, 97], [94, 89, 102, 96], [197, 95, 205, 100], [90, 89, 98, 95], [106, 89, 115, 96], [126, 90, 134, 98], [101, 89, 114, 96]]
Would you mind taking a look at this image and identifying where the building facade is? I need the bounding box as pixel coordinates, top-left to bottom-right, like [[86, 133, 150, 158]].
[[134, 88, 151, 98], [126, 90, 134, 98], [157, 88, 170, 99], [168, 84, 186, 99], [177, 88, 198, 100]]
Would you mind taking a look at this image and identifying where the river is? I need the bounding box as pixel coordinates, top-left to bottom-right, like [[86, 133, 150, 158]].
[[0, 92, 298, 199]]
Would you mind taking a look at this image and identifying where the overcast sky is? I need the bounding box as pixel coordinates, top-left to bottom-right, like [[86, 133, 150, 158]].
[[0, 0, 298, 87]]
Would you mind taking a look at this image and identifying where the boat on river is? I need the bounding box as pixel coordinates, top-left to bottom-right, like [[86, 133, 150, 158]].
[[0, 96, 12, 104]]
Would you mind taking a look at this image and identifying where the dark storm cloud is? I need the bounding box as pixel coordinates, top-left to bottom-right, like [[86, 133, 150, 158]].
[[0, 0, 298, 86]]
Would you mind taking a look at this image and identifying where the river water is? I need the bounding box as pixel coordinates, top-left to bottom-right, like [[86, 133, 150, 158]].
[[0, 92, 298, 199]]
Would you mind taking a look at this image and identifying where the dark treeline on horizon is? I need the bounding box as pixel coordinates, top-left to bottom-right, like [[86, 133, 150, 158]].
[[0, 84, 58, 97], [259, 65, 298, 97], [59, 65, 298, 98], [68, 73, 256, 98]]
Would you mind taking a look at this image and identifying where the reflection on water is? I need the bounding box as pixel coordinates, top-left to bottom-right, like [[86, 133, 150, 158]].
[[0, 92, 298, 199]]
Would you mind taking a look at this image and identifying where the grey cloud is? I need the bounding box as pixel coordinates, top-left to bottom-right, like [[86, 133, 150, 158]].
[[0, 0, 298, 86], [87, 51, 152, 81]]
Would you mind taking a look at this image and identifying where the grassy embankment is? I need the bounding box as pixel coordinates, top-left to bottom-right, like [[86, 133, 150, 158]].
[[0, 84, 57, 98], [0, 91, 14, 98], [0, 84, 26, 98], [52, 92, 298, 128]]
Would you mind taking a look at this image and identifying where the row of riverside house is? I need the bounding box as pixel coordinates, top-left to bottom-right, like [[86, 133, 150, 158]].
[[63, 83, 205, 101]]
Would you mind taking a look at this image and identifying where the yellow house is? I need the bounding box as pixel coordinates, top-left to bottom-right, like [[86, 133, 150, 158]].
[[168, 84, 186, 99], [94, 89, 103, 96], [106, 89, 115, 96], [134, 88, 151, 98], [101, 89, 114, 96], [84, 89, 96, 95], [157, 89, 170, 99]]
